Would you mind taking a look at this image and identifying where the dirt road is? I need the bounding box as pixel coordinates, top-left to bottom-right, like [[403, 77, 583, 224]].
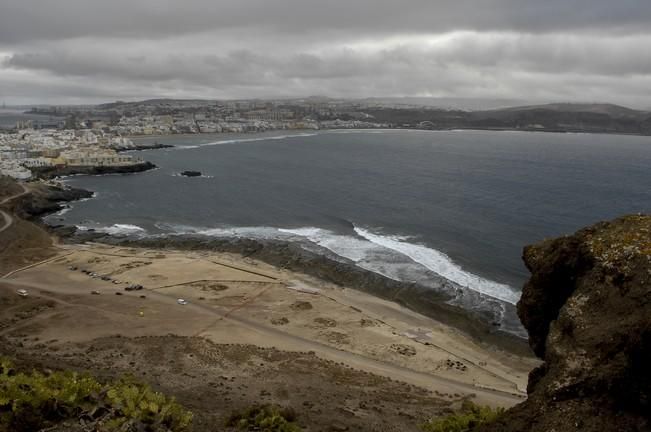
[[0, 183, 29, 234]]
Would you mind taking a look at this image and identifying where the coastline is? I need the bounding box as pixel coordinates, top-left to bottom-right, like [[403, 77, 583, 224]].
[[29, 161, 157, 180], [0, 174, 540, 428], [22, 177, 531, 357], [115, 143, 174, 152], [123, 126, 651, 140], [94, 234, 530, 355]]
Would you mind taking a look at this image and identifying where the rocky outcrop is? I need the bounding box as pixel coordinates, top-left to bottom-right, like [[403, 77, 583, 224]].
[[30, 161, 157, 180], [180, 170, 202, 177], [12, 184, 93, 219], [115, 143, 174, 152], [478, 215, 651, 432]]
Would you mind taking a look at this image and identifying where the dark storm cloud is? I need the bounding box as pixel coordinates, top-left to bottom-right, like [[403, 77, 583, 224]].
[[1, 0, 650, 43], [0, 0, 650, 106]]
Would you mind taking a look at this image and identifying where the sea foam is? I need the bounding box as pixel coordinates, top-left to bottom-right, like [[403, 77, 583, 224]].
[[77, 223, 147, 236], [280, 225, 520, 304], [353, 227, 520, 304]]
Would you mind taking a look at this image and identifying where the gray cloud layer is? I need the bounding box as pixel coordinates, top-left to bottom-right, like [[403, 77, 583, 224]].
[[1, 0, 650, 106]]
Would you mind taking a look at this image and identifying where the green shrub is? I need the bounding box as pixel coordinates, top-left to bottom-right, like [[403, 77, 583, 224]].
[[227, 405, 300, 432], [0, 357, 192, 432], [103, 376, 193, 431], [422, 400, 504, 432]]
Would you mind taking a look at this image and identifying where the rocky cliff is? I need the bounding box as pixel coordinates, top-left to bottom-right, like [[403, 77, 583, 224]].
[[12, 184, 93, 220], [478, 215, 651, 432]]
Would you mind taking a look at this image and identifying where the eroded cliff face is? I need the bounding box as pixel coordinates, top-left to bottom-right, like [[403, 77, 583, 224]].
[[479, 215, 651, 432]]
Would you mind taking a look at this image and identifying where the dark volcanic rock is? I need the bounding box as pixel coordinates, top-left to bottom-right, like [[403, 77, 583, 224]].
[[115, 143, 174, 152], [477, 215, 651, 432], [13, 185, 93, 219], [31, 161, 157, 180], [180, 170, 202, 177]]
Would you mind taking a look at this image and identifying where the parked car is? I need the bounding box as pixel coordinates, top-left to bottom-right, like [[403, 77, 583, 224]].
[[177, 298, 188, 305], [16, 289, 28, 297]]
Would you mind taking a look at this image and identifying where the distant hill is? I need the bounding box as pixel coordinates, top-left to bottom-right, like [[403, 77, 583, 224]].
[[360, 97, 529, 111], [77, 98, 651, 136], [496, 103, 648, 119], [363, 102, 651, 135]]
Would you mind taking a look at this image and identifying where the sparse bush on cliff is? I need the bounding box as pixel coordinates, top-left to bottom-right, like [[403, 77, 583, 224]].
[[421, 400, 503, 432], [226, 405, 301, 431], [0, 357, 192, 432]]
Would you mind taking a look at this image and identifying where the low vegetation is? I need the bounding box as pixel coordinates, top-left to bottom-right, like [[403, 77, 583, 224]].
[[0, 357, 192, 432], [421, 400, 504, 432], [226, 405, 301, 432]]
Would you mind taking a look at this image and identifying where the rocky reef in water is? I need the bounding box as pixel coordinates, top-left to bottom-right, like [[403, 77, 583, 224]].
[[180, 170, 202, 177], [115, 143, 174, 152], [477, 214, 651, 432]]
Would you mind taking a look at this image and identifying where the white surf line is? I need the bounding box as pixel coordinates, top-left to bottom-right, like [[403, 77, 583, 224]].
[[172, 132, 321, 150], [354, 226, 520, 304]]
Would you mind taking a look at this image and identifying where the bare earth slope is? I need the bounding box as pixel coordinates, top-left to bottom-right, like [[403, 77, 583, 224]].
[[0, 180, 57, 275]]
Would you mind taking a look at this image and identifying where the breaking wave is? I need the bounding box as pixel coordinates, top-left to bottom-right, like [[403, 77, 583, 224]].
[[157, 223, 519, 305], [77, 223, 147, 236], [353, 227, 520, 304], [69, 220, 523, 333]]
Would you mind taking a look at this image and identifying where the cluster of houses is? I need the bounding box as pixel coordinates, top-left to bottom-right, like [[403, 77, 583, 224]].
[[0, 128, 140, 180]]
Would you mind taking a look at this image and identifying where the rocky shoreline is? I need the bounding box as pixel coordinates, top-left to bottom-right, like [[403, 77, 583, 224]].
[[29, 161, 157, 180], [12, 183, 92, 221], [115, 143, 174, 152]]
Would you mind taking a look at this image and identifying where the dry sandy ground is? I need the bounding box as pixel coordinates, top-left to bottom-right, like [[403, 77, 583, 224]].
[[3, 244, 536, 389], [0, 241, 538, 430]]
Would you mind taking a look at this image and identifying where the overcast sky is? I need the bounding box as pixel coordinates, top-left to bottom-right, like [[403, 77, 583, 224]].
[[1, 0, 651, 107]]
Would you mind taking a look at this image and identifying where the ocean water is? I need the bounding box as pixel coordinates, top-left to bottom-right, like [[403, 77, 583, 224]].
[[48, 129, 651, 335]]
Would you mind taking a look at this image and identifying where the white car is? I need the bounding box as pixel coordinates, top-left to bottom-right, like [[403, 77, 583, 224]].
[[177, 298, 188, 305], [16, 289, 28, 297]]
